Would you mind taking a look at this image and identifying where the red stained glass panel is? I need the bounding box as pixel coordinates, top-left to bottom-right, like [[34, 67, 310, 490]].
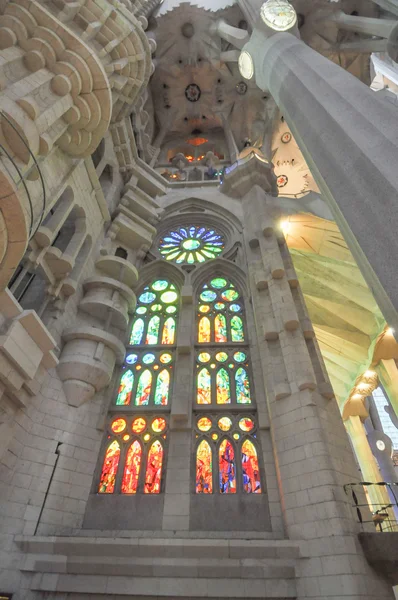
[[122, 440, 142, 494], [219, 439, 236, 494], [144, 440, 163, 494], [241, 440, 261, 493], [98, 440, 120, 494]]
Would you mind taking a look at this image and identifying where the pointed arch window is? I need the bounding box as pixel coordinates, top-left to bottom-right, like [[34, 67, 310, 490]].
[[98, 416, 167, 495], [195, 276, 252, 406], [194, 414, 262, 494]]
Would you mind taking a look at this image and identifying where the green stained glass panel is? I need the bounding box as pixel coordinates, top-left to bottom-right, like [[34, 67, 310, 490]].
[[139, 292, 156, 304], [236, 368, 251, 404], [233, 351, 246, 363], [136, 307, 147, 314], [166, 306, 177, 314], [116, 370, 134, 405], [214, 303, 225, 310], [211, 278, 227, 289], [229, 304, 241, 312], [183, 239, 200, 250], [200, 290, 217, 302], [216, 368, 231, 404], [152, 280, 168, 291], [154, 369, 170, 406], [214, 314, 227, 343], [197, 368, 211, 404], [231, 316, 244, 342], [135, 369, 152, 406], [198, 352, 211, 363], [215, 352, 228, 362], [130, 318, 144, 345], [146, 316, 160, 344], [151, 304, 162, 312], [221, 289, 239, 302]]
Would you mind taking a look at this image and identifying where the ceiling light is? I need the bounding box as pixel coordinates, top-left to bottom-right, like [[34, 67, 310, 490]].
[[238, 51, 254, 80], [260, 0, 297, 32], [280, 219, 291, 235]]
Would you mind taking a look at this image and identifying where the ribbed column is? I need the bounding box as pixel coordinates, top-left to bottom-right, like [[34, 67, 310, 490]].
[[243, 29, 398, 335]]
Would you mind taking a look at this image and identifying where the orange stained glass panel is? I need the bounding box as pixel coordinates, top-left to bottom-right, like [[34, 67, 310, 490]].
[[132, 417, 146, 434], [219, 439, 236, 494], [98, 440, 120, 494], [241, 439, 261, 493], [198, 316, 211, 343], [121, 440, 142, 494], [196, 440, 213, 493], [144, 440, 163, 494]]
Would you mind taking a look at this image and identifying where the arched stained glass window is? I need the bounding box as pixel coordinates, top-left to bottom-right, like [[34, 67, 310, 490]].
[[98, 416, 168, 495], [116, 370, 134, 406], [197, 368, 211, 404], [196, 440, 213, 493], [98, 440, 120, 494], [154, 369, 170, 406], [197, 278, 245, 343], [194, 415, 262, 495], [219, 439, 236, 494], [145, 440, 163, 494], [241, 439, 261, 493], [135, 369, 152, 406], [216, 368, 231, 404], [159, 226, 224, 264], [122, 440, 142, 494], [130, 280, 179, 347]]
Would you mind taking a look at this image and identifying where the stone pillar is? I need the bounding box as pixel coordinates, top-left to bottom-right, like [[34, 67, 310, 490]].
[[221, 113, 239, 163], [241, 28, 398, 334], [377, 359, 398, 419], [326, 12, 396, 38], [345, 415, 396, 525]]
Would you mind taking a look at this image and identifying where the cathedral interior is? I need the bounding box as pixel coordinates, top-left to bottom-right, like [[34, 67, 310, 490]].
[[1, 0, 398, 598]]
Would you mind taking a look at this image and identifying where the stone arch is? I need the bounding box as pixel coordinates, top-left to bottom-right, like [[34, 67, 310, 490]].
[[138, 259, 185, 291], [191, 258, 249, 298]]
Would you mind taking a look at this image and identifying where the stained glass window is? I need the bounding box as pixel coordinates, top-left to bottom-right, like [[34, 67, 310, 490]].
[[195, 351, 252, 406], [145, 440, 163, 494], [197, 368, 211, 404], [219, 439, 236, 493], [98, 416, 168, 495], [130, 279, 179, 347], [154, 369, 170, 406], [159, 226, 224, 264], [98, 440, 120, 493], [194, 414, 261, 495], [197, 278, 245, 344], [196, 440, 213, 493], [116, 370, 134, 406], [122, 440, 142, 494], [216, 369, 231, 404]]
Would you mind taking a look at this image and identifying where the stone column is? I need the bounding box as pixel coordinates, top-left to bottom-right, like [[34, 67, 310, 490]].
[[241, 28, 398, 334], [345, 415, 396, 526], [377, 359, 398, 418]]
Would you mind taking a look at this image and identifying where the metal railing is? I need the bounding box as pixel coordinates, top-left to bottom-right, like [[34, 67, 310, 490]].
[[344, 481, 398, 532], [0, 111, 46, 238]]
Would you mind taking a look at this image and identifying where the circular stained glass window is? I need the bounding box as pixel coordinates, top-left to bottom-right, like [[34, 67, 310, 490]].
[[166, 306, 177, 314], [126, 353, 138, 364], [200, 290, 217, 302], [230, 304, 241, 312], [233, 432, 240, 440], [161, 291, 178, 304], [221, 289, 239, 302], [198, 352, 211, 363], [142, 353, 155, 365], [234, 351, 246, 362], [151, 304, 162, 312], [212, 433, 218, 440], [144, 433, 151, 441], [211, 278, 227, 289], [139, 292, 156, 304], [159, 226, 224, 264], [152, 417, 167, 433], [214, 303, 225, 310], [197, 416, 212, 431], [123, 434, 130, 441], [215, 352, 228, 362], [136, 307, 147, 314], [132, 417, 146, 433], [152, 280, 168, 291], [218, 417, 232, 431], [160, 353, 172, 364], [239, 417, 254, 432], [111, 418, 126, 434], [199, 305, 210, 313]]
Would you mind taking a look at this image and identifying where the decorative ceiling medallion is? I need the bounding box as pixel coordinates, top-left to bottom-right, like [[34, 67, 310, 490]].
[[159, 226, 224, 264], [236, 81, 248, 95], [186, 137, 208, 146], [238, 51, 254, 80], [281, 132, 292, 144], [185, 83, 201, 102], [277, 174, 289, 188], [260, 0, 297, 32]]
